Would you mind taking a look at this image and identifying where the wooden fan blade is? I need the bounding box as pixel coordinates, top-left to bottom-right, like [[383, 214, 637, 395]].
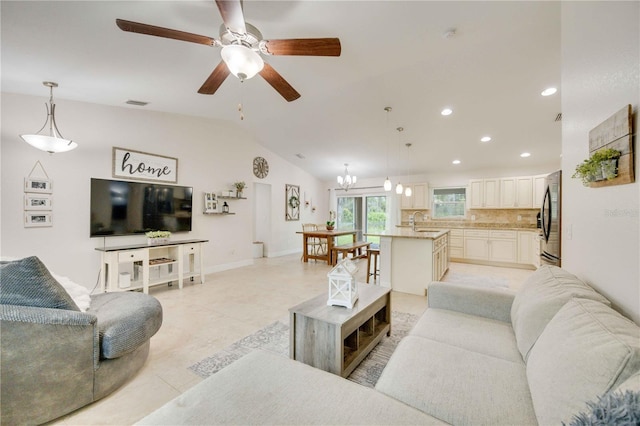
[[259, 63, 301, 102], [116, 19, 216, 46], [215, 0, 247, 35], [263, 38, 341, 56], [198, 61, 231, 95]]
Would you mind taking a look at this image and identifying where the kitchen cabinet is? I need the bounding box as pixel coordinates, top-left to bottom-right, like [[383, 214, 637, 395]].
[[432, 234, 449, 281], [469, 179, 500, 209], [500, 177, 533, 208], [488, 230, 517, 263], [448, 229, 464, 259], [463, 229, 490, 259], [533, 174, 546, 208], [463, 229, 517, 263], [401, 183, 428, 209]]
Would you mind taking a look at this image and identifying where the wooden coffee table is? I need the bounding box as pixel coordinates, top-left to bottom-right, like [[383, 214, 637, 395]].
[[289, 283, 391, 377]]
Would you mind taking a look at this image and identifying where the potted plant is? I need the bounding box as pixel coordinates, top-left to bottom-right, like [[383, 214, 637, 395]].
[[146, 230, 171, 245], [591, 148, 621, 180], [326, 220, 335, 231], [572, 148, 621, 186], [572, 158, 599, 186], [233, 181, 246, 198]]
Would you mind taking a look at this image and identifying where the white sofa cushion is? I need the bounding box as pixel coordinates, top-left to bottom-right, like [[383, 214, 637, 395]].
[[511, 265, 610, 361], [526, 298, 640, 425], [410, 308, 523, 363], [138, 350, 445, 425], [376, 336, 537, 425]]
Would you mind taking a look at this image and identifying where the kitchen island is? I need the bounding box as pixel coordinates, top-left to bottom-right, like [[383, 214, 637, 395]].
[[364, 229, 449, 296]]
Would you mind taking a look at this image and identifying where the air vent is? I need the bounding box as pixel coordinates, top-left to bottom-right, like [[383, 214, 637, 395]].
[[555, 113, 562, 122], [126, 100, 148, 106], [295, 153, 306, 159]]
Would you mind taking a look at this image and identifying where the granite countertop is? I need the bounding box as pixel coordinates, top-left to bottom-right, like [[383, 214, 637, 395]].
[[397, 223, 540, 232], [365, 228, 450, 240]]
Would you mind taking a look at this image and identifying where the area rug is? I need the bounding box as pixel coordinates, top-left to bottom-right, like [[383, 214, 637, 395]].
[[188, 310, 419, 388], [443, 271, 509, 289]]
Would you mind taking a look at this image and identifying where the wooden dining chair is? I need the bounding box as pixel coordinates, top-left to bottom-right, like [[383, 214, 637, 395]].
[[301, 224, 327, 260]]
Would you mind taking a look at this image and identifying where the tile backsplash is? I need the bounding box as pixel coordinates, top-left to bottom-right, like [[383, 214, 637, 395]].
[[401, 208, 539, 229]]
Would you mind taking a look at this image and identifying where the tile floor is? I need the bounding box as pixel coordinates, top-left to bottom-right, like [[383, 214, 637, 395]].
[[53, 255, 533, 425]]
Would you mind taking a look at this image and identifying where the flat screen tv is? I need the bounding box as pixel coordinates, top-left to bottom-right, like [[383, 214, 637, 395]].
[[90, 178, 192, 237]]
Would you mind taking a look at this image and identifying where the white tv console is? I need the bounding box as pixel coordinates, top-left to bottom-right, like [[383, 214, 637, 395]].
[[96, 239, 208, 294]]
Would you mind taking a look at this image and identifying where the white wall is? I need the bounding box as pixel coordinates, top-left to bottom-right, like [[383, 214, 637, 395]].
[[561, 2, 640, 323], [1, 92, 326, 289]]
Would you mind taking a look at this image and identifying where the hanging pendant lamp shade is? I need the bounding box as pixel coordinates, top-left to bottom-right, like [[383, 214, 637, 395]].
[[221, 45, 264, 81], [395, 183, 403, 194], [20, 82, 77, 154], [384, 177, 392, 191]]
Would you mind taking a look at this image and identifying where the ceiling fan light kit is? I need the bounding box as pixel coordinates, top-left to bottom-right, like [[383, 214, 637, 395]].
[[20, 81, 77, 154], [221, 44, 264, 81], [116, 0, 341, 102]]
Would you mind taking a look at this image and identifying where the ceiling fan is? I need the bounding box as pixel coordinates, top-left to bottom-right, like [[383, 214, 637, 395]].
[[116, 0, 341, 102]]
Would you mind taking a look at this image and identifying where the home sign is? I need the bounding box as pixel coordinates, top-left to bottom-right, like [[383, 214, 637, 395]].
[[112, 147, 178, 183]]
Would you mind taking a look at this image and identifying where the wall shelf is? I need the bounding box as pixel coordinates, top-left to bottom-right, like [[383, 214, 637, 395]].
[[203, 212, 236, 215], [218, 196, 247, 200]]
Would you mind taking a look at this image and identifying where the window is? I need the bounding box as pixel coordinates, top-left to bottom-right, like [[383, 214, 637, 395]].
[[337, 195, 387, 245], [432, 187, 466, 218]]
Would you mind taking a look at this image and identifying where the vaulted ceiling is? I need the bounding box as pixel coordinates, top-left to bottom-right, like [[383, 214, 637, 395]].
[[1, 1, 561, 181]]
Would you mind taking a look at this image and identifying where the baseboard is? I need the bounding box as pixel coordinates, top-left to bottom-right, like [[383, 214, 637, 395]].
[[265, 249, 301, 258], [204, 259, 253, 275]]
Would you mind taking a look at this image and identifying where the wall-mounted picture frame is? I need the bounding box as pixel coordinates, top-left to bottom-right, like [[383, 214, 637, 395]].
[[285, 184, 300, 221], [24, 194, 52, 210], [203, 192, 219, 213], [24, 211, 53, 227], [112, 147, 178, 183], [24, 177, 53, 193]]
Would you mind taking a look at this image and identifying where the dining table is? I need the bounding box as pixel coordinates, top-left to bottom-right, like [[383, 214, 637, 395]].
[[297, 228, 357, 265]]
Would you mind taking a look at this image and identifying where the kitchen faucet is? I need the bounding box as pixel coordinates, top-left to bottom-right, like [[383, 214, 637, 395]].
[[411, 211, 425, 231]]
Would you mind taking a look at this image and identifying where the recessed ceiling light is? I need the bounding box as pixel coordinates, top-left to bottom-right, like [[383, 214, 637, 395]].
[[441, 108, 453, 116], [520, 152, 531, 158], [452, 159, 461, 165], [541, 87, 557, 96], [480, 136, 492, 142]]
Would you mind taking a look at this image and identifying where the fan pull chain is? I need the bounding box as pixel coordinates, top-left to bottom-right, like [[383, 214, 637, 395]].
[[238, 80, 245, 121]]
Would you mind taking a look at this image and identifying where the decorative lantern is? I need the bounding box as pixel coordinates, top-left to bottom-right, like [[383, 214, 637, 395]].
[[222, 202, 229, 213], [327, 258, 359, 309]]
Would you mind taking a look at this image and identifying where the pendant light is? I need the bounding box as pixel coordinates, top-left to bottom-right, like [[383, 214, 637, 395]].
[[404, 143, 412, 197], [383, 107, 392, 191], [395, 127, 404, 195], [20, 81, 77, 153]]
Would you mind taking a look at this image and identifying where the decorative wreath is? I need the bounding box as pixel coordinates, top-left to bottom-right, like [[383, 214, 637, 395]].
[[288, 196, 300, 209]]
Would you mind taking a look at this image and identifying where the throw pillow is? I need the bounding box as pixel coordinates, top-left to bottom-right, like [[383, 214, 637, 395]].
[[566, 390, 640, 426], [0, 256, 80, 311], [51, 273, 92, 312]]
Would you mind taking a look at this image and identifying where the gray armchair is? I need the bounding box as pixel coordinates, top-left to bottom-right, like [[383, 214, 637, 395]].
[[0, 257, 162, 425]]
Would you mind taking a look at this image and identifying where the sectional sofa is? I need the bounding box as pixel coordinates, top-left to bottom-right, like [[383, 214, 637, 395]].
[[139, 265, 639, 425]]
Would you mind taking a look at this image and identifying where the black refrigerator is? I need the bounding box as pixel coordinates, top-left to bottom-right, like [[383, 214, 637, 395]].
[[540, 170, 561, 266]]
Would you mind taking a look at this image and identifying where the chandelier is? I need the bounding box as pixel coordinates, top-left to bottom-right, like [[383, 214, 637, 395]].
[[20, 81, 77, 153], [337, 163, 357, 191], [395, 127, 404, 195]]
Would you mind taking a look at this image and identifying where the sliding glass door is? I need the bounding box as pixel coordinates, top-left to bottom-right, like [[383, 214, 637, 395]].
[[336, 195, 387, 245]]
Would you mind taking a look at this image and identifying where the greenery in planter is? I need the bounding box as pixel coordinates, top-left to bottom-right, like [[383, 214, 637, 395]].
[[326, 220, 335, 229], [572, 148, 621, 185], [145, 230, 171, 239], [233, 181, 246, 193]]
